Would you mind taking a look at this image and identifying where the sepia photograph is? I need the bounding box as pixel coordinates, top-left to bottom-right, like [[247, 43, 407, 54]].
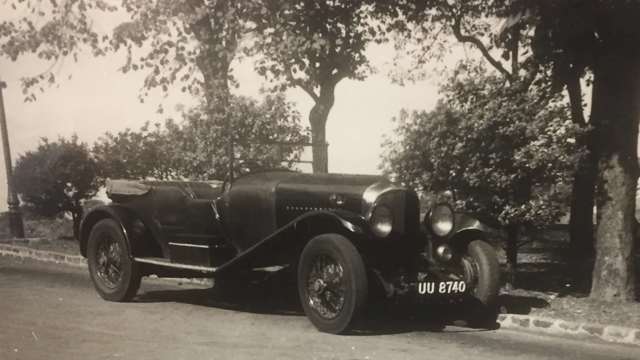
[[0, 1, 639, 359]]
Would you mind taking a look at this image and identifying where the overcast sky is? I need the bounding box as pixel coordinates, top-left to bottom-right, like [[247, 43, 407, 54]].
[[0, 33, 452, 211]]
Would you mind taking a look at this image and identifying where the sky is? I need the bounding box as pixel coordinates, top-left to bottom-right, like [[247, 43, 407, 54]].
[[0, 32, 448, 211]]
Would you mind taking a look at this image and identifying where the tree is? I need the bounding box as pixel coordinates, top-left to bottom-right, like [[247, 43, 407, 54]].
[[0, 0, 247, 101], [248, 0, 388, 173], [2, 1, 386, 175], [512, 0, 640, 302], [0, 0, 117, 101], [92, 121, 180, 181], [111, 1, 256, 180], [171, 93, 309, 180], [93, 93, 308, 181], [4, 1, 339, 177], [382, 63, 585, 287], [384, 0, 596, 289], [13, 136, 99, 239], [2, 0, 244, 174], [1, 0, 258, 173]]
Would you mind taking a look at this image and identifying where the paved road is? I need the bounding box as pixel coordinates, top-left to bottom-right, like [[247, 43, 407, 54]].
[[1, 256, 638, 360]]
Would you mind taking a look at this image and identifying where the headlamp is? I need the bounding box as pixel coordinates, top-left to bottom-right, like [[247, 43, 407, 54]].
[[429, 203, 454, 237], [370, 205, 393, 238]]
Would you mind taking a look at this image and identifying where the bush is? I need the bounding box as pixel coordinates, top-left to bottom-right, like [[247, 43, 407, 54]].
[[13, 136, 99, 239]]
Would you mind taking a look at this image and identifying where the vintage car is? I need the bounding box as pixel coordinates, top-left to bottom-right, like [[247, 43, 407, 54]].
[[79, 170, 500, 334]]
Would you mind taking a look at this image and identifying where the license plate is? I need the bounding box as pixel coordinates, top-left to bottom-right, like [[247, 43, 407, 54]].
[[417, 280, 466, 295]]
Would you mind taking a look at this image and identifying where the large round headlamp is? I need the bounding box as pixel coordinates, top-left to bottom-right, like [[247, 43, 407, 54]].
[[429, 203, 454, 237], [370, 205, 393, 238]]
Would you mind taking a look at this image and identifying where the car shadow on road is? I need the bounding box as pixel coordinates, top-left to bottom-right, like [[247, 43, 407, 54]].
[[137, 286, 496, 335], [135, 271, 504, 336], [136, 277, 305, 316], [350, 301, 499, 336]]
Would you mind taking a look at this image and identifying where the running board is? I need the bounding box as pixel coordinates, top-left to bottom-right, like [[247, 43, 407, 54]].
[[134, 257, 217, 273]]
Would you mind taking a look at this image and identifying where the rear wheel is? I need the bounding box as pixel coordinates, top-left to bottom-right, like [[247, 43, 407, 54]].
[[298, 234, 367, 334], [87, 219, 141, 302]]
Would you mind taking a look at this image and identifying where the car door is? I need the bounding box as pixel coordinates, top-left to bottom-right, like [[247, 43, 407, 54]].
[[149, 182, 229, 267]]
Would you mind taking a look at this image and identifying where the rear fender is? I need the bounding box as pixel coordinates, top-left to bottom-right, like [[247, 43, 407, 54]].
[[79, 205, 163, 258]]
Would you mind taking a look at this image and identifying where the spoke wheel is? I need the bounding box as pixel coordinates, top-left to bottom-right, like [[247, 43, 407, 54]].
[[298, 234, 367, 334], [307, 255, 347, 319], [95, 234, 123, 289], [88, 219, 141, 302]]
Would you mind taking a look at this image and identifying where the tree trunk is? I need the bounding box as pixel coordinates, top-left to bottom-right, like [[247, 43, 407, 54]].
[[309, 83, 336, 174], [568, 161, 597, 290], [190, 1, 238, 179], [565, 69, 597, 291], [590, 48, 640, 302], [191, 1, 235, 107], [504, 224, 519, 289]]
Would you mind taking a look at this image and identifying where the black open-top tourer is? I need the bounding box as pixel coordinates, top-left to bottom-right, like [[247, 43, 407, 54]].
[[79, 170, 500, 334]]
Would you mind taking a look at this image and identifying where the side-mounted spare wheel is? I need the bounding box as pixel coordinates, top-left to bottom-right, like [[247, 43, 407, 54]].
[[463, 239, 500, 327], [298, 233, 368, 334], [87, 219, 141, 302]]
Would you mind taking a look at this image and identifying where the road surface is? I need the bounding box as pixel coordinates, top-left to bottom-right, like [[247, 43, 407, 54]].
[[1, 256, 638, 360]]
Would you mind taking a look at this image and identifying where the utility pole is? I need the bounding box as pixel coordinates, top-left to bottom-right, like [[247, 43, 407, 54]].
[[0, 81, 24, 238]]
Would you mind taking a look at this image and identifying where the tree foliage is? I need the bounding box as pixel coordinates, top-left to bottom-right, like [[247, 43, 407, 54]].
[[249, 0, 385, 92], [0, 0, 250, 102], [13, 136, 99, 237], [382, 63, 585, 287], [111, 0, 259, 106], [384, 0, 539, 86], [0, 0, 116, 101], [176, 93, 309, 180], [93, 93, 308, 181], [383, 63, 584, 228], [92, 121, 180, 181]]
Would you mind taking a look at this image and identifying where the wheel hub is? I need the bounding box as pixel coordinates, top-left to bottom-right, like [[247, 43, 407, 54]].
[[313, 278, 327, 293], [306, 255, 346, 320], [95, 234, 123, 289], [461, 256, 479, 288]]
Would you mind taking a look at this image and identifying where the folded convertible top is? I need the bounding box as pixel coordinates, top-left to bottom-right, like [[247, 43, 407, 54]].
[[106, 179, 151, 197], [106, 179, 224, 200]]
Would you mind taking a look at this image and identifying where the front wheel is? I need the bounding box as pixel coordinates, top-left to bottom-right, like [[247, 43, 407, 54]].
[[87, 219, 141, 302], [297, 234, 367, 334], [462, 240, 500, 327]]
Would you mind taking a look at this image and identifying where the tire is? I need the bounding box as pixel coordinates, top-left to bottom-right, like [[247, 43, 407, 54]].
[[465, 240, 500, 328], [468, 240, 500, 305], [87, 219, 141, 302], [297, 234, 367, 334]]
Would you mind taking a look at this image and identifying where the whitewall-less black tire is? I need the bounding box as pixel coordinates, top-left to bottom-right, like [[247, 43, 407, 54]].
[[297, 233, 367, 334], [87, 219, 141, 302]]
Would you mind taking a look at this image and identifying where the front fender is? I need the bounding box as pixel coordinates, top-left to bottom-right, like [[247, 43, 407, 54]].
[[447, 213, 492, 246], [215, 210, 366, 274], [453, 213, 492, 234]]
